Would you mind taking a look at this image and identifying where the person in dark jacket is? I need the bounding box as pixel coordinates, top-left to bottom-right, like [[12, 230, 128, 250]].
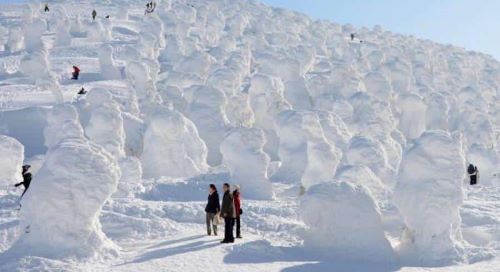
[[71, 66, 80, 80], [44, 3, 49, 12], [15, 165, 32, 199], [220, 183, 236, 243], [92, 10, 97, 21], [233, 185, 242, 239], [78, 87, 87, 95], [467, 163, 479, 185], [205, 184, 220, 236]]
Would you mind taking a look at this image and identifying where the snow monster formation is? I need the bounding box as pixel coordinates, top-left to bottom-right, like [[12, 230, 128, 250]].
[[301, 181, 397, 264], [85, 88, 126, 160], [220, 127, 273, 200], [394, 131, 466, 265], [141, 107, 208, 179], [0, 135, 24, 187], [10, 105, 120, 259]]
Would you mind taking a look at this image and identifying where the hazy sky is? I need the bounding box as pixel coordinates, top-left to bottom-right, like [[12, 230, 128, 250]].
[[262, 0, 500, 60]]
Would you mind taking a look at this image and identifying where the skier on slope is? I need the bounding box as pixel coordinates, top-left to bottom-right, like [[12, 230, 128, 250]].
[[78, 87, 87, 95], [71, 66, 80, 80], [350, 33, 355, 41], [233, 185, 242, 239], [467, 163, 479, 185], [220, 183, 236, 243], [15, 165, 32, 200], [205, 184, 220, 236], [44, 3, 49, 12], [92, 9, 97, 21]]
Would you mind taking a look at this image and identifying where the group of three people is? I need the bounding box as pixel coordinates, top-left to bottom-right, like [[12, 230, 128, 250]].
[[205, 183, 242, 243]]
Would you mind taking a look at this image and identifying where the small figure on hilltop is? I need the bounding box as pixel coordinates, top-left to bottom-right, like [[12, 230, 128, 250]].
[[220, 183, 236, 243], [233, 185, 242, 239], [145, 1, 156, 14], [78, 87, 87, 95], [205, 184, 220, 236], [467, 163, 479, 185], [44, 3, 49, 12], [92, 9, 97, 21], [350, 33, 355, 41], [15, 165, 32, 200], [71, 66, 80, 80]]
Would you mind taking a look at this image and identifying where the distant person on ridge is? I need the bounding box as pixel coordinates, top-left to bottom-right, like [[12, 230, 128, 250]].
[[92, 9, 97, 21], [220, 183, 236, 243], [71, 66, 80, 80], [467, 163, 479, 185], [205, 184, 220, 236], [233, 185, 242, 239], [350, 33, 355, 41], [15, 165, 32, 200], [44, 3, 49, 12], [78, 87, 87, 95]]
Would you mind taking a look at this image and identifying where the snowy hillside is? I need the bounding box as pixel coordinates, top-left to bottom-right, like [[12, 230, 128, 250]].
[[0, 0, 499, 271]]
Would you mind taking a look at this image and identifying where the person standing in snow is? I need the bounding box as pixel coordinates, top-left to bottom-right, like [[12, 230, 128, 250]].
[[44, 3, 49, 12], [71, 66, 80, 80], [92, 9, 97, 21], [220, 183, 236, 243], [205, 184, 220, 236], [467, 163, 479, 185], [233, 185, 242, 239], [15, 165, 32, 200], [350, 33, 355, 41]]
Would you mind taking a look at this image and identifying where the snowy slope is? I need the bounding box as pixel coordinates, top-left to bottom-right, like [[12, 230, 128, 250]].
[[0, 0, 500, 271]]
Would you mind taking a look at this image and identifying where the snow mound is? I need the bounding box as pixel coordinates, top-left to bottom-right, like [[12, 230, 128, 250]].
[[220, 128, 273, 200], [140, 107, 208, 179], [394, 130, 466, 265], [273, 110, 339, 187], [85, 88, 126, 159], [301, 181, 397, 263], [0, 135, 24, 187], [8, 106, 120, 259]]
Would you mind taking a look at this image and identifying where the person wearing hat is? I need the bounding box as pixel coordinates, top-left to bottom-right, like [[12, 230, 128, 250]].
[[233, 185, 242, 239], [15, 165, 32, 199]]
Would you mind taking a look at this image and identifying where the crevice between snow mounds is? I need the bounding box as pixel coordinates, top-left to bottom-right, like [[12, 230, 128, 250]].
[[2, 105, 120, 260]]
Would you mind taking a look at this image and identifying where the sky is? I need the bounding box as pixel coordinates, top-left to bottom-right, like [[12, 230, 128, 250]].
[[262, 0, 500, 60]]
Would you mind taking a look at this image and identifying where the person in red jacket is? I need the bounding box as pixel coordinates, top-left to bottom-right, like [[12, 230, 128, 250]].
[[233, 185, 242, 239], [72, 66, 80, 80]]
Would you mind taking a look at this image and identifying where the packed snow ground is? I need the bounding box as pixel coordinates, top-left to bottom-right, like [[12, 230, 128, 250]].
[[0, 0, 500, 271]]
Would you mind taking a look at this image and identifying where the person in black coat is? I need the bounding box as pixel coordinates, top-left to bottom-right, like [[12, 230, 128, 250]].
[[15, 165, 32, 199], [220, 183, 236, 243], [467, 163, 479, 185], [205, 184, 220, 236]]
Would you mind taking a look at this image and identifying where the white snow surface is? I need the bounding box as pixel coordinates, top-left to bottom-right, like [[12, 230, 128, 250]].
[[0, 0, 500, 271]]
